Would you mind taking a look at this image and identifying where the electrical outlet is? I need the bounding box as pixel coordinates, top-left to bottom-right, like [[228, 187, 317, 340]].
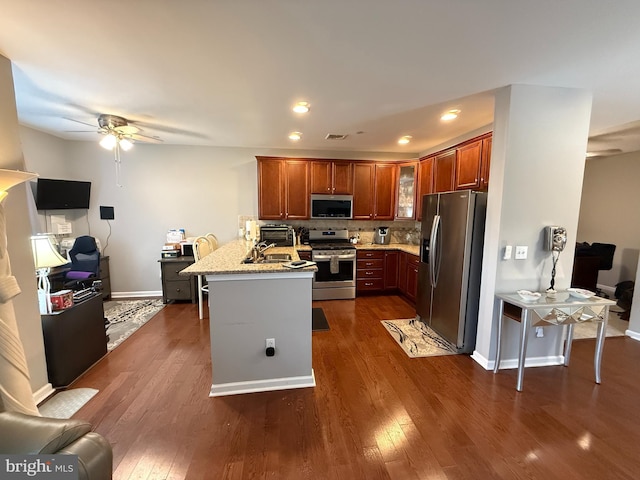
[[266, 338, 275, 349], [515, 246, 528, 259], [503, 245, 512, 260]]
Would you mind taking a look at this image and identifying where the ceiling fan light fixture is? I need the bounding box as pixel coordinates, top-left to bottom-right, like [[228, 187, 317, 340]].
[[441, 109, 461, 122], [100, 133, 118, 150], [292, 102, 310, 114], [119, 138, 134, 151]]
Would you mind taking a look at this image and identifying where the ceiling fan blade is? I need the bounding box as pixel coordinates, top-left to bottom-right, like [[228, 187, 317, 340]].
[[64, 130, 98, 133], [115, 125, 139, 135], [63, 117, 97, 128], [131, 133, 163, 144]]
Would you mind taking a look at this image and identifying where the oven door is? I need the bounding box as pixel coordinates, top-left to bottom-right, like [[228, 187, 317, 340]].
[[312, 252, 356, 288]]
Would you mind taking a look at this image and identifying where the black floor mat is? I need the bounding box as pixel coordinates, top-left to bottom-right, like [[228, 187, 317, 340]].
[[312, 308, 330, 331]]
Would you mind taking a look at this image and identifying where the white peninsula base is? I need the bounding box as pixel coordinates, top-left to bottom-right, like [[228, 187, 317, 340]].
[[206, 271, 315, 397]]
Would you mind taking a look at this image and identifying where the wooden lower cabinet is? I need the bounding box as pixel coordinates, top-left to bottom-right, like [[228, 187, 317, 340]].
[[356, 249, 400, 293], [398, 252, 420, 304], [356, 250, 384, 291], [297, 250, 312, 261]]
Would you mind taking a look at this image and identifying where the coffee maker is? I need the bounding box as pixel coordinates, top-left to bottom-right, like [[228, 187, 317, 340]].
[[373, 226, 391, 245]]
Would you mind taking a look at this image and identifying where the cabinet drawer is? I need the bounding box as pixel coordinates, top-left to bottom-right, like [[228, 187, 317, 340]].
[[407, 255, 420, 268], [357, 278, 384, 291], [357, 250, 384, 260], [357, 258, 384, 269], [297, 250, 312, 261], [162, 263, 191, 281], [165, 280, 192, 300], [357, 268, 383, 279]]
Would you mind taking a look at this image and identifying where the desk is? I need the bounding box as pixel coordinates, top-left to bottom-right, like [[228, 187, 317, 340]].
[[494, 292, 615, 391]]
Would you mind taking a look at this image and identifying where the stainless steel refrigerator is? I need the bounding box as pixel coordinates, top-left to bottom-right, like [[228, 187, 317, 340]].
[[416, 190, 487, 353]]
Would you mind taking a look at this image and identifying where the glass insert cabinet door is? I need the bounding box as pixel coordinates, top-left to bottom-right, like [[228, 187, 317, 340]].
[[396, 163, 417, 219]]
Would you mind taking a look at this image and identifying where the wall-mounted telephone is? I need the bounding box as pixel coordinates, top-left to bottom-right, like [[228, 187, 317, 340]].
[[545, 226, 567, 252]]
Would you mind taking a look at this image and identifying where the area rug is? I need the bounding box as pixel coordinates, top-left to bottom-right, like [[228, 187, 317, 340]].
[[105, 299, 165, 351], [381, 318, 457, 358], [39, 388, 98, 419], [312, 307, 330, 331], [572, 313, 628, 340]]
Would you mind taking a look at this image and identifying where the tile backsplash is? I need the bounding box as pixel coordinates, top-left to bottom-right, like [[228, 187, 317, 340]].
[[261, 219, 422, 245]]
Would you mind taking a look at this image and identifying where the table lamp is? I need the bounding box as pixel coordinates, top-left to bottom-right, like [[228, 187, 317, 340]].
[[31, 234, 69, 314]]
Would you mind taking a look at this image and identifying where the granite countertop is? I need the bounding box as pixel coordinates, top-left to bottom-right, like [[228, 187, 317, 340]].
[[180, 240, 420, 277], [180, 239, 317, 276]]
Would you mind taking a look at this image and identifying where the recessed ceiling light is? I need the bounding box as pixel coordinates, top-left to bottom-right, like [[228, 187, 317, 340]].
[[288, 131, 302, 141], [292, 102, 310, 114], [398, 135, 412, 145], [441, 109, 461, 121]]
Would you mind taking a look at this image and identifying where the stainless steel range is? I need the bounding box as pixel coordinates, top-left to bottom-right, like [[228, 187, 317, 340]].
[[309, 229, 356, 300]]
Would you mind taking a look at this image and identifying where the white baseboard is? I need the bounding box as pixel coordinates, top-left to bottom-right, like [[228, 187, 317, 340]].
[[471, 350, 564, 370], [471, 350, 492, 369], [626, 329, 640, 342], [110, 290, 162, 299], [210, 370, 316, 397], [34, 383, 55, 406]]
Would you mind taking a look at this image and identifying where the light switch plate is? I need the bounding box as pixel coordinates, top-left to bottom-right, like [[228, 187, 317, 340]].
[[503, 245, 512, 260], [515, 246, 528, 259]]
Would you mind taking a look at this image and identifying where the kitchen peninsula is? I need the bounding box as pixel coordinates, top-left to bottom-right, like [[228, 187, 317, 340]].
[[180, 240, 317, 397]]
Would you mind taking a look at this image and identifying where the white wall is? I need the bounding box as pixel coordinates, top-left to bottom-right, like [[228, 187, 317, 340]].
[[0, 56, 51, 401], [21, 127, 415, 295], [577, 151, 640, 289], [474, 84, 593, 367]]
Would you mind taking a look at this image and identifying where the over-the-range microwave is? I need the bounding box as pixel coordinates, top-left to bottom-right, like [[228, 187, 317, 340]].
[[310, 194, 353, 219]]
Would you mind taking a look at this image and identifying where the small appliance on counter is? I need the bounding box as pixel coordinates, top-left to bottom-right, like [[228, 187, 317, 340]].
[[259, 224, 295, 246], [374, 226, 391, 245]]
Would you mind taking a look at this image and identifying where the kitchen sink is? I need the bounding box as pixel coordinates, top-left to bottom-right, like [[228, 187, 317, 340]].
[[242, 253, 292, 264], [263, 253, 292, 263]]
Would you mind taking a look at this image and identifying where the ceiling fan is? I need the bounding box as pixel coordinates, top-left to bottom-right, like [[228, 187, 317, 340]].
[[65, 114, 163, 187], [65, 114, 163, 147]]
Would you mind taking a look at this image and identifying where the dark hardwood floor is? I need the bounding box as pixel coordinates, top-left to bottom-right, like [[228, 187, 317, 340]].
[[71, 296, 640, 479]]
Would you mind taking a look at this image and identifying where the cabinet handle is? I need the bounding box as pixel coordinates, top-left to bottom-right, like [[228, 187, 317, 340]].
[[365, 271, 374, 275], [365, 282, 373, 286], [176, 288, 181, 292]]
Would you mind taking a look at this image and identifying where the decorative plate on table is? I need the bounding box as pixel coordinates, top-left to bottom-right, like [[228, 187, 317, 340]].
[[567, 287, 596, 299], [517, 290, 541, 302]]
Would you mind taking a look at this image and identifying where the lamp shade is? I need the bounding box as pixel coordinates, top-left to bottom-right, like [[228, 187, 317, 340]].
[[30, 235, 68, 269], [0, 169, 38, 202]]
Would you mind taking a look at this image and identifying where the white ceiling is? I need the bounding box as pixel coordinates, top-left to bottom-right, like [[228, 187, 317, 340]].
[[1, 0, 640, 157]]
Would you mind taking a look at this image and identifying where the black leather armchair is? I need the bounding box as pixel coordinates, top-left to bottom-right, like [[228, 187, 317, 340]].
[[0, 412, 112, 480]]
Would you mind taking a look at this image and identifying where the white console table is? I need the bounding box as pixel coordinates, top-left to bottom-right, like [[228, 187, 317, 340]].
[[494, 292, 616, 391]]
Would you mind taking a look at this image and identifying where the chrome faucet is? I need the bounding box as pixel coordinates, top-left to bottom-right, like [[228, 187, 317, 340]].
[[250, 241, 276, 262]]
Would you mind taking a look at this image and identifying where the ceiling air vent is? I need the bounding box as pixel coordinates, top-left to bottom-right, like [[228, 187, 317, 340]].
[[325, 133, 349, 140]]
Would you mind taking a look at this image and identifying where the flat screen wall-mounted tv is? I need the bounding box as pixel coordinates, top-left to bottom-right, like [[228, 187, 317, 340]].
[[35, 178, 91, 210]]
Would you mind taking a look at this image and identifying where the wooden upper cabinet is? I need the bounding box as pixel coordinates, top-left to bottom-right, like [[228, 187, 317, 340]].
[[352, 162, 375, 219], [373, 163, 396, 220], [433, 149, 456, 193], [310, 160, 354, 195], [416, 156, 434, 220], [257, 157, 284, 220], [257, 157, 309, 220], [480, 136, 492, 190], [455, 140, 482, 190], [395, 162, 417, 220], [284, 160, 310, 219]]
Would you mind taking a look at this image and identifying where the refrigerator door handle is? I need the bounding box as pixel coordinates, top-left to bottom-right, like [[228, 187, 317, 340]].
[[429, 214, 440, 287], [431, 215, 442, 288]]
